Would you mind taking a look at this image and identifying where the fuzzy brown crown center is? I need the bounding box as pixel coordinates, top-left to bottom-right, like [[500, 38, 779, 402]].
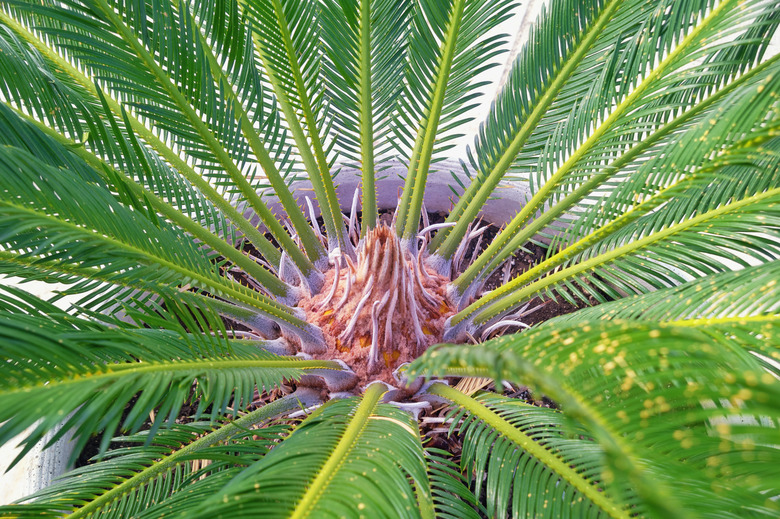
[[299, 225, 454, 385]]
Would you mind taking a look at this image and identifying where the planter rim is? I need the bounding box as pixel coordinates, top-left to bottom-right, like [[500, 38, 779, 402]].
[[240, 159, 532, 233]]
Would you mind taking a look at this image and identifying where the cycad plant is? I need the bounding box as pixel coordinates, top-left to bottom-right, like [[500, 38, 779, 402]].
[[1, 0, 780, 516]]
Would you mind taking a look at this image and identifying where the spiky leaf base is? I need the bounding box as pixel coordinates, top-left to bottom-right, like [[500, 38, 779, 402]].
[[298, 225, 454, 385]]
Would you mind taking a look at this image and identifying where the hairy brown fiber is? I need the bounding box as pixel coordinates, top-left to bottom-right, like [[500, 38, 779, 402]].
[[299, 225, 454, 385]]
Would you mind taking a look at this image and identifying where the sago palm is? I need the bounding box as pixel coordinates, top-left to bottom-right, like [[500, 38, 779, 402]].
[[1, 0, 780, 516]]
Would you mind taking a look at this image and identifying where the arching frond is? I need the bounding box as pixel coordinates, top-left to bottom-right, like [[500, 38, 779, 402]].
[[394, 0, 516, 238], [553, 261, 780, 325], [0, 394, 313, 519], [546, 261, 780, 372], [189, 384, 430, 518], [442, 391, 630, 519], [0, 0, 329, 276], [459, 47, 780, 285], [0, 424, 280, 518], [241, 0, 349, 254], [0, 6, 292, 268], [319, 0, 413, 230], [410, 321, 780, 518], [430, 0, 622, 255], [0, 139, 329, 344], [451, 117, 780, 334], [426, 448, 484, 519], [450, 0, 780, 284], [0, 99, 289, 294], [0, 301, 337, 467]]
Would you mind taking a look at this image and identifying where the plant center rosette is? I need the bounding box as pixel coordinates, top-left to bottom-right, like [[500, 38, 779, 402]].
[[295, 224, 455, 394]]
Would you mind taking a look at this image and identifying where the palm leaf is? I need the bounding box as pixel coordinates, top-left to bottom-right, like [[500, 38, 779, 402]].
[[546, 261, 780, 372], [241, 0, 350, 254], [183, 0, 326, 264], [0, 144, 291, 310], [0, 300, 336, 468], [319, 0, 413, 231], [0, 100, 284, 293], [554, 261, 780, 324], [394, 0, 516, 238], [189, 384, 431, 518], [440, 390, 633, 518], [0, 146, 223, 288], [0, 137, 331, 345], [132, 469, 243, 518], [0, 396, 311, 519], [0, 108, 302, 335], [426, 448, 484, 519], [0, 7, 291, 268], [411, 321, 780, 517], [451, 0, 780, 285], [451, 116, 780, 334], [429, 0, 622, 256], [447, 29, 780, 271], [535, 52, 780, 261]]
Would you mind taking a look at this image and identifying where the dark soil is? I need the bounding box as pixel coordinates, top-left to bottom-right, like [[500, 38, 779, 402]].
[[75, 392, 205, 468], [74, 395, 146, 468]]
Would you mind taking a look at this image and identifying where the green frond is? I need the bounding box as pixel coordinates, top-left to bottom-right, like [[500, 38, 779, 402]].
[[411, 320, 780, 517], [520, 0, 779, 190], [453, 0, 780, 287], [453, 116, 780, 331], [538, 54, 780, 260], [0, 100, 286, 293], [189, 384, 430, 518], [553, 261, 780, 324], [319, 0, 413, 231], [0, 423, 279, 518], [0, 244, 315, 349], [0, 303, 336, 467], [0, 281, 231, 351], [430, 0, 621, 256], [435, 389, 633, 518], [89, 0, 317, 271], [184, 0, 326, 264], [0, 396, 307, 519], [394, 0, 516, 238], [0, 246, 201, 325], [0, 145, 222, 288], [0, 7, 290, 268], [132, 469, 242, 519], [0, 138, 328, 341], [241, 0, 350, 254], [1, 0, 327, 278], [4, 252, 322, 355], [545, 261, 780, 372]]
